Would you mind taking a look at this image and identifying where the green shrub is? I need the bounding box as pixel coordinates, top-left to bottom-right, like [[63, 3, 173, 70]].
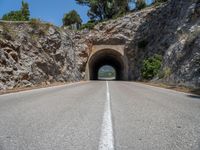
[[142, 54, 162, 80], [2, 11, 24, 21], [29, 19, 48, 36], [80, 20, 96, 30], [112, 11, 126, 20], [29, 19, 41, 29], [158, 67, 171, 79]]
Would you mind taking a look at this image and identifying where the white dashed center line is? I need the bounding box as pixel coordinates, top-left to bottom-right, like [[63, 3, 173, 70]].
[[98, 81, 114, 150]]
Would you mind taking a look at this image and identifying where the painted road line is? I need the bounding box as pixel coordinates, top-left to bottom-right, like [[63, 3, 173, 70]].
[[98, 81, 114, 150]]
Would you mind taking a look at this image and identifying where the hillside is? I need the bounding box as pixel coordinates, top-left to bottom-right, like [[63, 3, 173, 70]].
[[86, 0, 200, 88], [0, 0, 199, 90]]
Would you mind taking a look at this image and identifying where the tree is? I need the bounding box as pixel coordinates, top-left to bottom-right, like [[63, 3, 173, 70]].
[[154, 0, 168, 3], [136, 0, 147, 10], [1, 0, 30, 21], [21, 0, 30, 21], [62, 10, 82, 29], [2, 11, 24, 21], [75, 0, 136, 21]]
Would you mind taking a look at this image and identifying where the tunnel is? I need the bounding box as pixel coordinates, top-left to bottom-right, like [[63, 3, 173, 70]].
[[88, 49, 126, 80]]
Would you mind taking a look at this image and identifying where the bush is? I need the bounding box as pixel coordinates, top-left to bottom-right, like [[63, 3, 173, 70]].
[[29, 19, 41, 29], [80, 20, 96, 30], [141, 54, 162, 80], [2, 11, 24, 21], [158, 67, 171, 79], [29, 19, 49, 36]]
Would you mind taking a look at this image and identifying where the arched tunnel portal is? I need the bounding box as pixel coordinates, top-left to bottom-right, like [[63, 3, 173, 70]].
[[86, 45, 128, 80]]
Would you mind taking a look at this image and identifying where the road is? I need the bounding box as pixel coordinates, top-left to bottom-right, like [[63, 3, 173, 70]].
[[0, 81, 200, 150]]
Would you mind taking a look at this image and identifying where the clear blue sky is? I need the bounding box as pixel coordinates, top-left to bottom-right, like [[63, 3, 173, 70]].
[[0, 0, 153, 26]]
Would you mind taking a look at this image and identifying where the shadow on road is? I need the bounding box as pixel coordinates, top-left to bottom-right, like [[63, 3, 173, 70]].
[[190, 88, 200, 96], [187, 88, 200, 99], [187, 95, 200, 99]]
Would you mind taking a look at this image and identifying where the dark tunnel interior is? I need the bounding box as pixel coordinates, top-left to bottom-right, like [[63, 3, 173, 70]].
[[89, 49, 125, 80]]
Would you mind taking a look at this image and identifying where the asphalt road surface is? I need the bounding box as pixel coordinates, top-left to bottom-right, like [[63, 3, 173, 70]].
[[0, 81, 200, 150]]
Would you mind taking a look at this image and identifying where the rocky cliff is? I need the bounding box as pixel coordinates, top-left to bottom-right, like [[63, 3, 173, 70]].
[[87, 0, 200, 88], [0, 22, 88, 90], [0, 0, 199, 90]]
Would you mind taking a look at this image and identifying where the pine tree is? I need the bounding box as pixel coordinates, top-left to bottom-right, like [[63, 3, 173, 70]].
[[2, 0, 30, 21], [21, 0, 30, 21]]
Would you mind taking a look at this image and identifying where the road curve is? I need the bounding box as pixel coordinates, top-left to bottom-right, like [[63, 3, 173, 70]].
[[0, 81, 199, 150]]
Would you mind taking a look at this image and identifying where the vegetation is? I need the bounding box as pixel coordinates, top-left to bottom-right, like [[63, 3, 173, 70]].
[[141, 54, 162, 80], [154, 0, 168, 3], [62, 10, 82, 29], [0, 0, 168, 30], [2, 0, 30, 21], [74, 0, 169, 25], [2, 11, 24, 21], [80, 20, 97, 30], [21, 0, 30, 21], [153, 0, 168, 6], [158, 67, 171, 78], [29, 18, 54, 37], [74, 0, 169, 27], [75, 0, 136, 21], [29, 19, 42, 29], [136, 0, 147, 10]]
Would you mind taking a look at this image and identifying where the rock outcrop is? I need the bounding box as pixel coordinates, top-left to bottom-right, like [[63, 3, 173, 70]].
[[0, 22, 88, 90], [86, 0, 200, 88], [0, 0, 199, 90]]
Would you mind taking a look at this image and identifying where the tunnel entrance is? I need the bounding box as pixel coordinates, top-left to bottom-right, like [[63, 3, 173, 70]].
[[98, 65, 116, 80], [87, 49, 127, 80]]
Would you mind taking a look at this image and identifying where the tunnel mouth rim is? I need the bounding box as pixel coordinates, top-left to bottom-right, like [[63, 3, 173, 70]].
[[88, 49, 125, 80]]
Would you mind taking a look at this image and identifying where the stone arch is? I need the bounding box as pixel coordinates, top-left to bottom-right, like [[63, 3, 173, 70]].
[[86, 45, 128, 80]]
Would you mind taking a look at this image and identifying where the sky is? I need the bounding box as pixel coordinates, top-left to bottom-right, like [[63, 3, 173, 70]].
[[0, 0, 153, 26]]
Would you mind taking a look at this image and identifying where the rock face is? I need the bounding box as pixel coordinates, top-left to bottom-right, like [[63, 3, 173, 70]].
[[0, 0, 199, 90], [0, 22, 88, 90], [86, 0, 200, 88]]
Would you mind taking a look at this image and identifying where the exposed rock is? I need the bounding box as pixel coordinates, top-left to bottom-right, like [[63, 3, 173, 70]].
[[86, 0, 200, 88], [0, 22, 88, 90], [0, 0, 199, 90], [15, 80, 33, 88], [0, 82, 6, 90]]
